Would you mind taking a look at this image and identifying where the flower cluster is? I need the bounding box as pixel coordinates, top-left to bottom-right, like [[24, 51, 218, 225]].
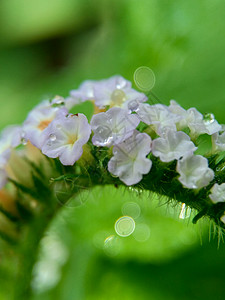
[[0, 75, 224, 194]]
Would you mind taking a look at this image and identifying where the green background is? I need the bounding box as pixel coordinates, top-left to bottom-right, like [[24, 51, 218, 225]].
[[0, 0, 225, 299]]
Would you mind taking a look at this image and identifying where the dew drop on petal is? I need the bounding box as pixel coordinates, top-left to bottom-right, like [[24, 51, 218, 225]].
[[111, 89, 126, 106], [116, 78, 127, 89], [114, 216, 135, 237], [203, 113, 215, 125], [95, 125, 113, 146], [21, 137, 28, 145], [51, 96, 65, 108], [49, 134, 57, 142], [128, 100, 139, 112], [56, 124, 62, 130], [134, 66, 155, 91]]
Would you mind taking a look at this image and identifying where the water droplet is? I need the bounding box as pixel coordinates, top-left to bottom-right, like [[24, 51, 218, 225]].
[[116, 78, 127, 89], [179, 203, 186, 219], [51, 96, 65, 108], [122, 202, 141, 219], [56, 124, 62, 130], [114, 216, 135, 237], [134, 66, 155, 91], [95, 125, 113, 146], [49, 134, 56, 141], [128, 186, 141, 194], [21, 137, 28, 145], [111, 89, 126, 106], [179, 203, 191, 219], [128, 100, 139, 112], [133, 224, 150, 242], [203, 113, 215, 125]]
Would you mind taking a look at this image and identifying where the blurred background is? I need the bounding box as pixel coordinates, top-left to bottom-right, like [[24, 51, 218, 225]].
[[0, 0, 225, 299]]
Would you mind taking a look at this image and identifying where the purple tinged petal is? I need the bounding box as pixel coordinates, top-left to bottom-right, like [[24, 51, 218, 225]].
[[42, 113, 91, 165], [108, 132, 152, 186], [176, 155, 214, 189], [137, 103, 180, 135], [152, 130, 197, 162], [91, 107, 140, 147], [23, 104, 68, 149]]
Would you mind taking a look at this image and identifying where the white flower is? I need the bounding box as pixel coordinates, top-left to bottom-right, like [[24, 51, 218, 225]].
[[212, 131, 225, 152], [137, 103, 181, 136], [42, 113, 91, 165], [0, 125, 23, 167], [169, 100, 188, 129], [209, 183, 225, 204], [67, 76, 147, 110], [176, 155, 214, 189], [70, 80, 96, 101], [202, 113, 221, 135], [93, 75, 147, 109], [66, 80, 96, 109], [108, 132, 152, 185], [91, 107, 140, 147], [23, 102, 67, 149], [0, 125, 23, 188], [169, 101, 221, 136], [187, 109, 221, 137], [152, 130, 197, 162]]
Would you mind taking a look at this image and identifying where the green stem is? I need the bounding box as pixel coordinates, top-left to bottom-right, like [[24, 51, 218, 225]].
[[14, 209, 57, 300]]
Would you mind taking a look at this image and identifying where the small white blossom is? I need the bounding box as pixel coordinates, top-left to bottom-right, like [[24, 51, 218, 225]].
[[23, 102, 67, 149], [66, 80, 96, 109], [108, 132, 152, 185], [42, 113, 91, 166], [91, 107, 140, 147], [93, 75, 147, 109], [169, 101, 221, 136], [176, 155, 214, 189], [0, 125, 22, 167], [0, 125, 23, 188], [70, 80, 96, 101], [67, 76, 147, 110], [187, 108, 221, 137], [152, 130, 197, 162], [137, 103, 181, 136], [169, 100, 188, 129], [212, 131, 225, 152], [209, 183, 225, 204]]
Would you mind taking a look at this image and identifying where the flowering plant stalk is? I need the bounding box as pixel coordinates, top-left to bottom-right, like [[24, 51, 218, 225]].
[[0, 74, 225, 298]]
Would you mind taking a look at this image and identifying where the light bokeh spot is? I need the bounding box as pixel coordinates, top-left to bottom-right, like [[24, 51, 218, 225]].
[[133, 223, 150, 242], [134, 66, 155, 91], [103, 235, 121, 256], [114, 216, 135, 237], [121, 202, 141, 219]]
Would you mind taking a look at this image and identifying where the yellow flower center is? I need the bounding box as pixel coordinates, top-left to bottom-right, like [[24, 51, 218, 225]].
[[38, 119, 52, 131]]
